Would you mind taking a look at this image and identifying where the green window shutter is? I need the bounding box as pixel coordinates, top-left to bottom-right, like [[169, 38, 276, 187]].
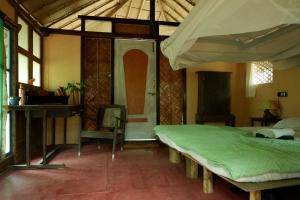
[[0, 16, 4, 156]]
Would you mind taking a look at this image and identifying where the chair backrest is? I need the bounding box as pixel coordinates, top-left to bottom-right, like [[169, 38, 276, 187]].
[[97, 104, 126, 130]]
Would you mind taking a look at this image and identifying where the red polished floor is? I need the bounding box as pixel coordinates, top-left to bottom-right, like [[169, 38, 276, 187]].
[[0, 144, 298, 200]]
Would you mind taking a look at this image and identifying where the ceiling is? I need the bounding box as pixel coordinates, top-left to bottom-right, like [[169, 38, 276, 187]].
[[12, 0, 196, 30]]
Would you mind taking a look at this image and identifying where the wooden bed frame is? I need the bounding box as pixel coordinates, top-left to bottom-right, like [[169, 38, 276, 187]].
[[169, 147, 300, 200]]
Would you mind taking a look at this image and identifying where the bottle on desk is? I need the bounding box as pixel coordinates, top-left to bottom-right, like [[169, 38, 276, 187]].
[[19, 84, 25, 105]]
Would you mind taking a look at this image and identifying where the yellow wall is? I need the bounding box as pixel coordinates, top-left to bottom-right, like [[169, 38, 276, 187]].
[[43, 34, 80, 91], [186, 62, 248, 126], [43, 34, 81, 144], [0, 0, 15, 20], [247, 68, 300, 120]]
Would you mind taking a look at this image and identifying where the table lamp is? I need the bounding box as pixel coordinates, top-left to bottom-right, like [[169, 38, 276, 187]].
[[262, 100, 280, 120]]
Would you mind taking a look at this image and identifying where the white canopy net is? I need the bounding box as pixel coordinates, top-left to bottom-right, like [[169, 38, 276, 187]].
[[161, 0, 300, 70]]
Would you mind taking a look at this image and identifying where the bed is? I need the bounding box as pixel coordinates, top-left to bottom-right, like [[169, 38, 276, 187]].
[[154, 123, 300, 200]]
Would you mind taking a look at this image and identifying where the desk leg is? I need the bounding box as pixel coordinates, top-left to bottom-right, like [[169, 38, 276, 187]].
[[25, 110, 31, 166], [52, 118, 55, 146], [42, 110, 47, 165], [12, 109, 69, 170], [63, 118, 67, 146]]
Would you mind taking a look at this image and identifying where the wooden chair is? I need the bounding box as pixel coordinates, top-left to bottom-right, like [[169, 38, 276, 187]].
[[78, 104, 127, 160]]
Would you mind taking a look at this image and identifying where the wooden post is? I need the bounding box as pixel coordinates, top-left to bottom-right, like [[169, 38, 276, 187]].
[[250, 191, 261, 200], [169, 148, 181, 163], [185, 157, 198, 179], [203, 167, 213, 193]]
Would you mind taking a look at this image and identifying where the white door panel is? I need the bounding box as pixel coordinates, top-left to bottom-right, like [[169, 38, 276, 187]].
[[114, 39, 156, 140]]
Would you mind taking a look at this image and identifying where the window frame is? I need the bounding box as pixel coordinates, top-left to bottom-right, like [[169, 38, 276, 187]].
[[252, 61, 273, 85], [17, 16, 43, 87], [1, 18, 14, 159], [4, 26, 13, 156]]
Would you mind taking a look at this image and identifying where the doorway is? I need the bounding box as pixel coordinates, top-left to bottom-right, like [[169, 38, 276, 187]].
[[114, 39, 156, 141]]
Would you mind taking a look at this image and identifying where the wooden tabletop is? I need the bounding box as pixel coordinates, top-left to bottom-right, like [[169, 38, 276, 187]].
[[7, 104, 83, 110]]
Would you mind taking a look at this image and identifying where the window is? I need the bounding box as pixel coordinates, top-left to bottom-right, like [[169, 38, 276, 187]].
[[18, 17, 28, 50], [252, 61, 273, 84], [18, 53, 28, 83], [32, 30, 40, 58], [1, 18, 13, 158], [17, 17, 42, 86], [32, 61, 40, 86], [159, 25, 177, 36], [85, 20, 112, 32]]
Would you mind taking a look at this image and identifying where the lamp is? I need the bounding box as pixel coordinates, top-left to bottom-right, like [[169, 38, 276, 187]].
[[262, 100, 280, 120]]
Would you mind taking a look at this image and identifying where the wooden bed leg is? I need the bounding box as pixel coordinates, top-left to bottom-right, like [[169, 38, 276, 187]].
[[185, 157, 198, 179], [169, 148, 181, 164], [250, 191, 261, 200], [203, 167, 213, 194]]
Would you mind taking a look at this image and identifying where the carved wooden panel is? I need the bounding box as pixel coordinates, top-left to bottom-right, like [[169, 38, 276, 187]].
[[84, 37, 111, 130], [159, 52, 185, 124]]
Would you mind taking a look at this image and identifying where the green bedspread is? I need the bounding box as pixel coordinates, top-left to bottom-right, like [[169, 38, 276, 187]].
[[154, 125, 300, 180]]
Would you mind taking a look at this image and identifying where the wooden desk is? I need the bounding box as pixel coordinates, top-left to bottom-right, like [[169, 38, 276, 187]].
[[250, 117, 281, 127], [9, 104, 83, 169]]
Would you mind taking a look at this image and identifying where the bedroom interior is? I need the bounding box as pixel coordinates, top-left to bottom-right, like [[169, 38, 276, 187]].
[[1, 0, 300, 200]]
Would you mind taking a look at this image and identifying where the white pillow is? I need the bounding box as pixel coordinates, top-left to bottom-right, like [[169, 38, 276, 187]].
[[273, 117, 300, 131], [255, 128, 295, 138]]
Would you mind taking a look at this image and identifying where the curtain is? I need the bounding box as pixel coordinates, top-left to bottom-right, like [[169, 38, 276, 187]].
[[0, 16, 4, 158], [245, 62, 256, 98], [0, 16, 9, 158], [2, 26, 8, 157]]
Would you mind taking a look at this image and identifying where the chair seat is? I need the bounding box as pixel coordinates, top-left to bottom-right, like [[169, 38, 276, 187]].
[[78, 104, 127, 159]]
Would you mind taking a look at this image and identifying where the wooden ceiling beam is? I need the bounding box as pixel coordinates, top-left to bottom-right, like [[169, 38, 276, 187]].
[[56, 1, 117, 29], [163, 9, 179, 22], [137, 0, 146, 19], [161, 0, 184, 21], [149, 0, 156, 35], [17, 0, 28, 2], [65, 0, 128, 30], [43, 27, 154, 39], [185, 0, 195, 7], [157, 0, 166, 21], [105, 0, 129, 17], [43, 0, 103, 27], [159, 0, 171, 22], [27, 0, 63, 15], [126, 0, 133, 18], [48, 0, 113, 28], [70, 5, 117, 30], [172, 0, 190, 14], [79, 15, 154, 24], [9, 0, 43, 30], [150, 0, 155, 22], [33, 0, 79, 19]]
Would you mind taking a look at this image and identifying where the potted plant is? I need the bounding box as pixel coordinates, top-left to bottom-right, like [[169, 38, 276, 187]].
[[64, 82, 82, 104]]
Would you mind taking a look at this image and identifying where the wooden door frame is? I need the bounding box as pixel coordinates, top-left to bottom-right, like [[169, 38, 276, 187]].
[[80, 20, 186, 126]]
